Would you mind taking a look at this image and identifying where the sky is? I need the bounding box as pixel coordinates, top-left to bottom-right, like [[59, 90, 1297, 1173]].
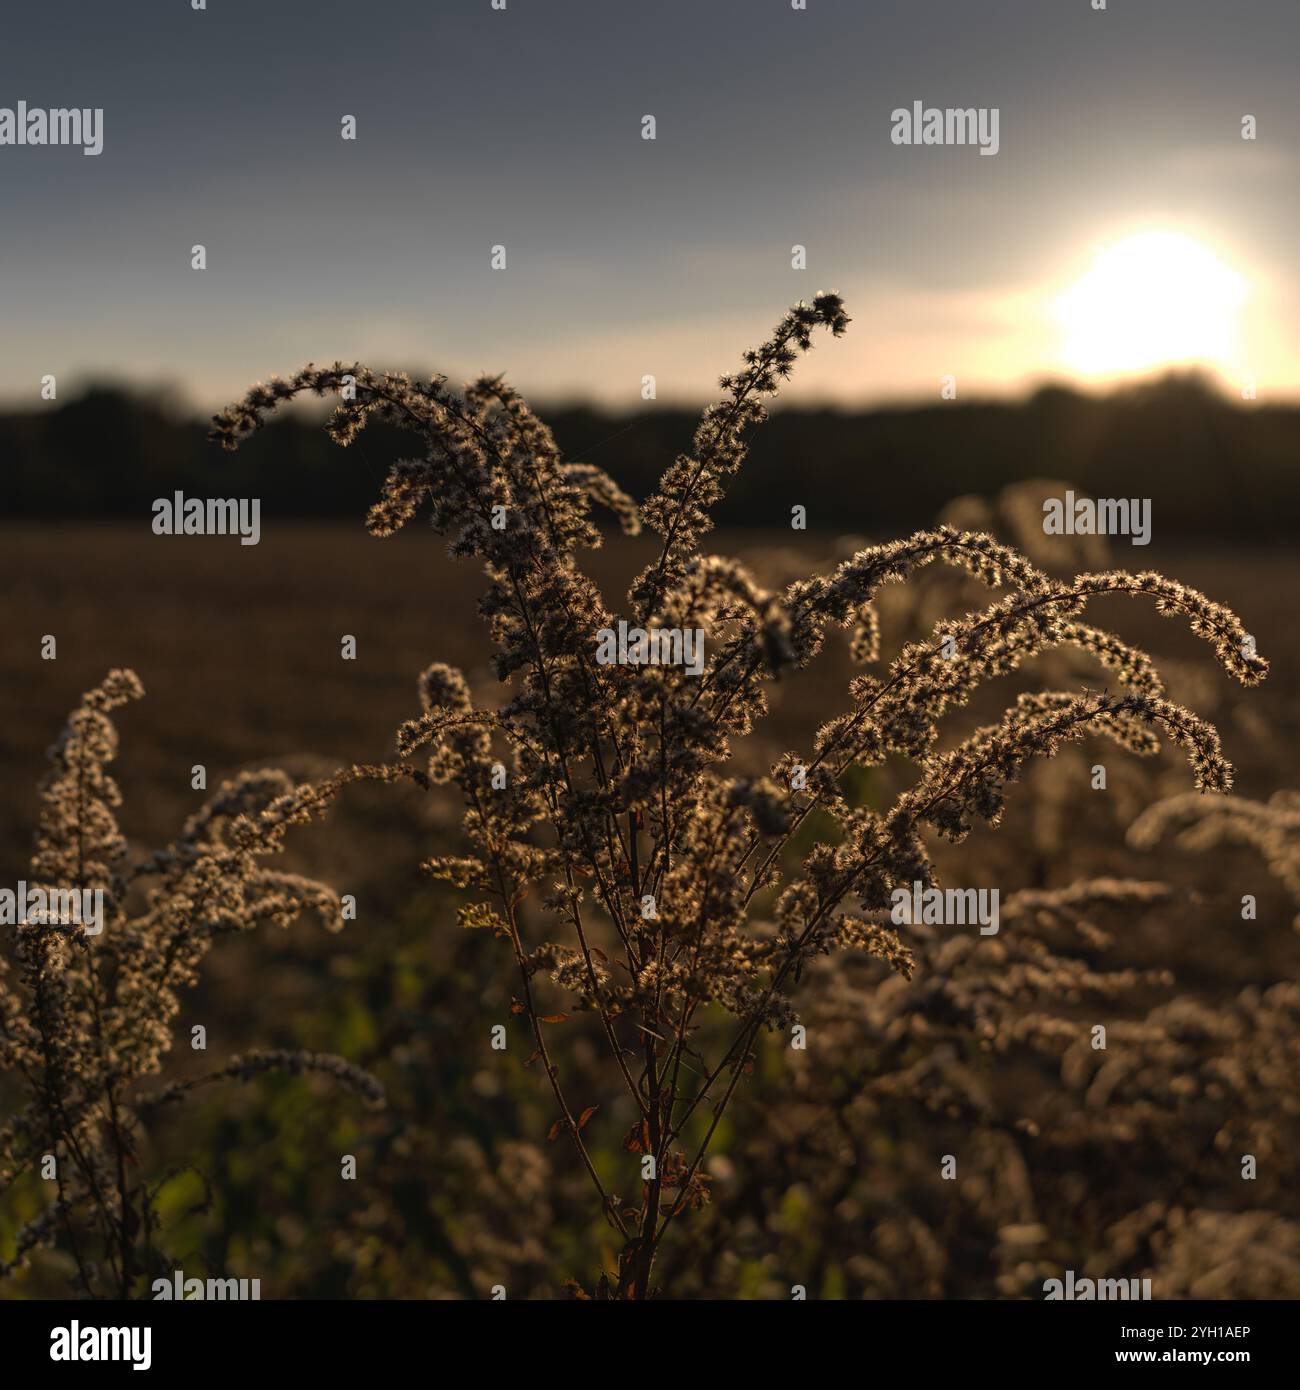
[[1, 0, 1297, 410]]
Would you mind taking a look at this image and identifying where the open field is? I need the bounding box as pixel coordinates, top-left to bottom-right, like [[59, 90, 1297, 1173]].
[[3, 521, 1297, 1298], [3, 523, 1297, 844]]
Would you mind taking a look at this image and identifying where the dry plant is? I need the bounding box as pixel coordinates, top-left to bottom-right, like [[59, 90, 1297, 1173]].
[[0, 672, 397, 1296], [204, 295, 1267, 1299], [1129, 789, 1300, 929], [691, 874, 1300, 1300]]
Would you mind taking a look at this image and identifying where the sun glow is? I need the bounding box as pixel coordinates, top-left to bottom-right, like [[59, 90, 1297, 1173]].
[[1056, 231, 1247, 378]]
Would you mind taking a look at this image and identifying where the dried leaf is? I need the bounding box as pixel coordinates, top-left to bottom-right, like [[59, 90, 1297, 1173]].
[[622, 1121, 650, 1154]]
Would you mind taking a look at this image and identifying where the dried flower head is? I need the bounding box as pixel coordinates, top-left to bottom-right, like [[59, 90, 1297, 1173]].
[[210, 297, 1267, 1298], [0, 674, 386, 1296]]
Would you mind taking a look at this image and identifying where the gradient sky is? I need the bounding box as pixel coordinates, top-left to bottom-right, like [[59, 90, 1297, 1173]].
[[2, 0, 1297, 409]]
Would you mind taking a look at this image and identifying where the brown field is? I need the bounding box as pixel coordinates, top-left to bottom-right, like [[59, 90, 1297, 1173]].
[[2, 521, 1298, 1299], [4, 523, 1296, 847]]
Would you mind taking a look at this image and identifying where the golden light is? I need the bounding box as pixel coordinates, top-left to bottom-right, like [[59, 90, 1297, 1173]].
[[1055, 231, 1247, 377]]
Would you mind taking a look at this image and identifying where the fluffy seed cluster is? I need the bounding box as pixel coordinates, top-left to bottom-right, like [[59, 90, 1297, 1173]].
[[1128, 788, 1300, 928], [733, 876, 1300, 1298], [208, 296, 1266, 1300], [0, 673, 388, 1295]]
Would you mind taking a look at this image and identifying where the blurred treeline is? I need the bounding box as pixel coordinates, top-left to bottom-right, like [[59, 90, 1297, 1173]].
[[3, 374, 1296, 537]]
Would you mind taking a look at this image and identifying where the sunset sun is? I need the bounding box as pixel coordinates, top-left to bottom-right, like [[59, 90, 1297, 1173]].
[[1056, 230, 1248, 378]]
